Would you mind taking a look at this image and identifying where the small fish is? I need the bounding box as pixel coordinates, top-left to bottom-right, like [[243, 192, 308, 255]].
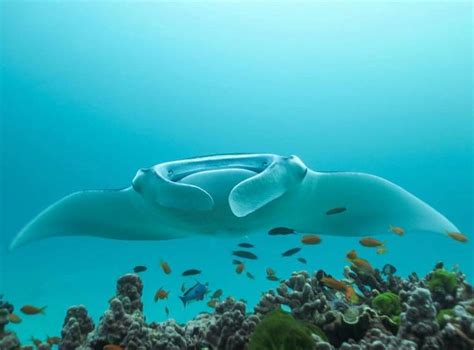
[[266, 267, 276, 276], [165, 306, 169, 317], [46, 336, 61, 345], [8, 313, 22, 324], [300, 234, 321, 245], [232, 259, 243, 265], [344, 285, 359, 304], [182, 269, 201, 276], [179, 281, 208, 307], [154, 287, 169, 302], [321, 277, 347, 292], [446, 231, 468, 243], [246, 271, 255, 279], [326, 207, 346, 215], [376, 246, 388, 255], [389, 225, 405, 236], [133, 265, 147, 273], [180, 283, 186, 293], [281, 247, 301, 257], [211, 289, 223, 299], [30, 337, 42, 347], [207, 299, 218, 308], [232, 250, 258, 260], [351, 258, 374, 274], [346, 249, 358, 260], [160, 260, 172, 274], [359, 237, 384, 247], [266, 275, 279, 281], [382, 264, 397, 276], [236, 263, 245, 274], [237, 242, 255, 248], [20, 305, 46, 315], [268, 227, 295, 235], [103, 345, 124, 350], [297, 257, 307, 264]]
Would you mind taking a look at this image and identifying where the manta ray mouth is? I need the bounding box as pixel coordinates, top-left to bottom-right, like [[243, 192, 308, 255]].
[[167, 165, 267, 183]]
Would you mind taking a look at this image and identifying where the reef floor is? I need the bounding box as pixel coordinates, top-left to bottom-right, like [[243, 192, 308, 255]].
[[1, 261, 473, 350]]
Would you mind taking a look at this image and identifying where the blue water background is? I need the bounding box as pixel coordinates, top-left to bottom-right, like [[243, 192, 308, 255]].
[[1, 2, 472, 342]]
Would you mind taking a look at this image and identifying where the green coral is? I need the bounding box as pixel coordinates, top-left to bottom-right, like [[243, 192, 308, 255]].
[[436, 308, 455, 327], [248, 310, 326, 350], [428, 269, 458, 294], [372, 292, 401, 317], [392, 315, 401, 325]]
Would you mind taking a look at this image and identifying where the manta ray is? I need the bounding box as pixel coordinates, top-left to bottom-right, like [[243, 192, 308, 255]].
[[9, 153, 458, 250]]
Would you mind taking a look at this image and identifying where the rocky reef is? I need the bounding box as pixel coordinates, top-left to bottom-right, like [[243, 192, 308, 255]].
[[1, 262, 473, 350]]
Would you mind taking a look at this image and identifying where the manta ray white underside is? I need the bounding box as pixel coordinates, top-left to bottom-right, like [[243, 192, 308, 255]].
[[9, 153, 458, 250]]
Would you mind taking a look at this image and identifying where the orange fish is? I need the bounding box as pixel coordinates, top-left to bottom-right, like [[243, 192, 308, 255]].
[[346, 249, 358, 260], [266, 267, 276, 276], [300, 234, 321, 245], [351, 258, 374, 273], [20, 305, 46, 315], [8, 313, 22, 324], [236, 263, 245, 274], [359, 237, 384, 247], [376, 246, 388, 255], [154, 287, 169, 302], [207, 299, 218, 308], [103, 345, 124, 350], [389, 225, 405, 236], [321, 277, 347, 293], [160, 260, 172, 274], [345, 285, 359, 304], [46, 336, 61, 345], [447, 231, 468, 243]]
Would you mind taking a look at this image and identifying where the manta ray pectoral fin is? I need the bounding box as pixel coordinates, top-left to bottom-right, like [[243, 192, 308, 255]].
[[229, 155, 307, 217], [8, 188, 177, 251], [314, 172, 459, 236]]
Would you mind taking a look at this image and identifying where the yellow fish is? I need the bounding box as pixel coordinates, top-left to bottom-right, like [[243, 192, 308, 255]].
[[389, 225, 405, 236], [446, 231, 468, 243]]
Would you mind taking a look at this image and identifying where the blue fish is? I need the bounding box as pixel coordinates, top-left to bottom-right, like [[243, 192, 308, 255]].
[[179, 281, 208, 307]]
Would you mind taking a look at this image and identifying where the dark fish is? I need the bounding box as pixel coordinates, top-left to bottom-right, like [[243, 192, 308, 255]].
[[237, 242, 255, 248], [382, 264, 397, 276], [246, 272, 255, 279], [268, 227, 295, 235], [232, 250, 258, 260], [281, 247, 301, 257], [165, 306, 169, 317], [326, 207, 347, 215], [232, 259, 243, 265], [266, 275, 279, 281], [182, 269, 201, 276], [297, 257, 307, 264], [133, 265, 147, 273]]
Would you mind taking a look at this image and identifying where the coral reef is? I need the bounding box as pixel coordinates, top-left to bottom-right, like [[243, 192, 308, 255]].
[[248, 309, 316, 350], [4, 262, 473, 349]]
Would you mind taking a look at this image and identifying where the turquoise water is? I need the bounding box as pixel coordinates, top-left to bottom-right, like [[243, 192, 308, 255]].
[[1, 1, 472, 343]]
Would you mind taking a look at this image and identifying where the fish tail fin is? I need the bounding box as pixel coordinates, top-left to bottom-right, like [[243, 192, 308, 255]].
[[179, 296, 187, 307], [40, 306, 47, 315]]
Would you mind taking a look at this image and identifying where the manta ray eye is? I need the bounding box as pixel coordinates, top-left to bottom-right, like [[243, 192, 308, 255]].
[[263, 161, 268, 166], [168, 170, 173, 177]]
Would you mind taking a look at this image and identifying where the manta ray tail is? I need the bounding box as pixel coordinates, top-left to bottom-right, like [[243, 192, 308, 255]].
[[8, 188, 169, 250]]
